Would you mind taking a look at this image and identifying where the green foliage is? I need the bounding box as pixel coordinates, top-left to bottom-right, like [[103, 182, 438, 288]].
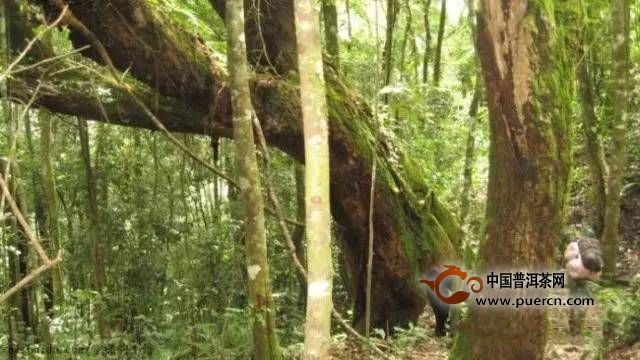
[[595, 280, 640, 347]]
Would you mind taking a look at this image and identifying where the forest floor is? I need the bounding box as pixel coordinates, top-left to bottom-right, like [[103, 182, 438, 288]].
[[328, 241, 640, 360], [330, 304, 639, 359]]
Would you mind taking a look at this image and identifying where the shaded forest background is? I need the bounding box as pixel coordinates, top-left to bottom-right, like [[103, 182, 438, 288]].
[[0, 0, 639, 359]]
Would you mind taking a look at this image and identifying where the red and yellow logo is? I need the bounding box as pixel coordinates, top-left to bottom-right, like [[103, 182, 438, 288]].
[[420, 265, 484, 305]]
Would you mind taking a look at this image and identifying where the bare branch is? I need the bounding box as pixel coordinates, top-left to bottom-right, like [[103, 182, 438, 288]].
[[10, 45, 91, 76], [0, 173, 52, 263], [0, 6, 68, 81], [0, 253, 62, 304]]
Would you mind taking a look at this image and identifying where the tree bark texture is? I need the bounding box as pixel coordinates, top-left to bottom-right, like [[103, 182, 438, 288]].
[[453, 1, 573, 358], [226, 0, 282, 356]]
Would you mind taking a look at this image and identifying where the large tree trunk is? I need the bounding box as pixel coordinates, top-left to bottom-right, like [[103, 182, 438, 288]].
[[453, 1, 572, 359], [226, 0, 282, 356], [17, 0, 461, 332]]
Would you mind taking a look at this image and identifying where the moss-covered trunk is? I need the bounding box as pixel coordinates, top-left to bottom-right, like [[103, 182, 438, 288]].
[[453, 1, 573, 358], [576, 43, 607, 238], [225, 0, 282, 356], [602, 0, 630, 278]]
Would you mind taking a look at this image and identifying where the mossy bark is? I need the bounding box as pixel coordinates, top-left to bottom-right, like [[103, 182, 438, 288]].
[[602, 0, 630, 278], [226, 0, 282, 357], [576, 37, 607, 238], [452, 1, 573, 358]]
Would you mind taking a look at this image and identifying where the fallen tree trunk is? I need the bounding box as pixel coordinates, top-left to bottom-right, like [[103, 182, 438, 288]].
[[15, 0, 461, 331]]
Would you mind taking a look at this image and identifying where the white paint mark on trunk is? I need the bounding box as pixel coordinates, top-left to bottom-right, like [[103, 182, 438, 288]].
[[247, 264, 261, 280], [308, 280, 330, 298]]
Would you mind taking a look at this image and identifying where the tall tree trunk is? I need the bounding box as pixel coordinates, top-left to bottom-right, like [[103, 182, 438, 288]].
[[345, 0, 352, 41], [383, 0, 399, 93], [24, 114, 55, 354], [225, 0, 282, 357], [2, 2, 39, 352], [602, 0, 630, 278], [322, 0, 340, 70], [2, 163, 37, 356], [78, 119, 110, 340], [293, 164, 307, 307], [458, 76, 481, 227], [39, 111, 64, 307], [453, 1, 573, 358], [576, 39, 607, 238], [294, 0, 334, 356], [398, 0, 412, 81], [432, 0, 445, 86], [1, 3, 18, 357], [422, 0, 432, 83]]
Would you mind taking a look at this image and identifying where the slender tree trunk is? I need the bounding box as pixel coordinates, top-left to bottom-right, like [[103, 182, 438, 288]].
[[2, 1, 38, 352], [453, 1, 573, 358], [422, 0, 432, 83], [458, 77, 481, 226], [24, 114, 55, 354], [2, 161, 38, 350], [345, 0, 353, 41], [294, 0, 334, 356], [78, 119, 110, 340], [576, 42, 607, 238], [293, 164, 307, 307], [39, 111, 64, 307], [398, 0, 412, 80], [322, 0, 340, 70], [432, 0, 445, 86], [1, 4, 19, 357], [225, 0, 281, 357], [383, 0, 399, 93], [602, 0, 630, 278]]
